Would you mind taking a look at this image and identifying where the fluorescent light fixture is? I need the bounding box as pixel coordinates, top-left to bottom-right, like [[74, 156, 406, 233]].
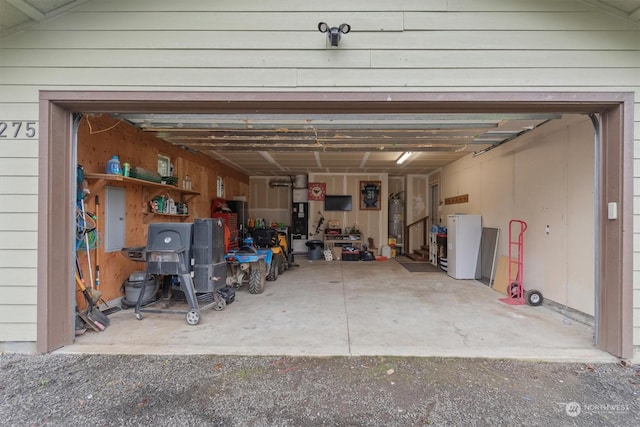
[[396, 152, 412, 164], [259, 151, 277, 164]]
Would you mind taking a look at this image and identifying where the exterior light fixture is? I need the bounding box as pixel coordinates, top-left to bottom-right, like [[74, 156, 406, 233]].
[[396, 152, 412, 164], [318, 22, 351, 47]]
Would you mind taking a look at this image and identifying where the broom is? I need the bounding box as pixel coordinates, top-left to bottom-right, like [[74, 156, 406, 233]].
[[94, 195, 100, 291]]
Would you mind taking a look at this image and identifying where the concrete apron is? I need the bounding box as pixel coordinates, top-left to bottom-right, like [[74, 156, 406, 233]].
[[58, 258, 616, 363]]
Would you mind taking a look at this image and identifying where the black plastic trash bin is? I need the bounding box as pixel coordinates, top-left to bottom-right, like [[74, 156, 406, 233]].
[[306, 240, 324, 260]]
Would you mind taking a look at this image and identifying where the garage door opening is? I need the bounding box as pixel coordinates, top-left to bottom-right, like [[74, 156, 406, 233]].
[[37, 91, 633, 359]]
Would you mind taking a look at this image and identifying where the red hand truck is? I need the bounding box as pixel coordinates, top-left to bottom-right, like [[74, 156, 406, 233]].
[[499, 220, 543, 306]]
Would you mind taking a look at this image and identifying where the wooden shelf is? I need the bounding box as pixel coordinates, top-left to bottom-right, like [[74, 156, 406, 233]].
[[142, 212, 190, 222], [84, 173, 200, 219], [84, 173, 200, 200], [144, 212, 189, 217]]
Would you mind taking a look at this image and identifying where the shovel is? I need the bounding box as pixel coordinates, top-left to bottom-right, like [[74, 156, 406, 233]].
[[76, 273, 110, 331]]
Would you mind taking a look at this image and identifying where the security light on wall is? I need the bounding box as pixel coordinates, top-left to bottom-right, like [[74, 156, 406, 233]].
[[318, 22, 351, 47]]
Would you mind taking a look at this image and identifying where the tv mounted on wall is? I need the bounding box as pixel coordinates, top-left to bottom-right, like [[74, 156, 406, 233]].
[[324, 195, 352, 211]]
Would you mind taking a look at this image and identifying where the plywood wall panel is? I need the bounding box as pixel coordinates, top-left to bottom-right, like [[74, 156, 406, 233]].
[[250, 177, 269, 209], [77, 115, 249, 305]]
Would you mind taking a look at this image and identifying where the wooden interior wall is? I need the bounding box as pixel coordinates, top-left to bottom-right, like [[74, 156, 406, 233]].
[[76, 115, 249, 305], [308, 173, 388, 251]]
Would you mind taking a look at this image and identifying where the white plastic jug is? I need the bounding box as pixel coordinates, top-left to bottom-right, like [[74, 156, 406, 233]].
[[381, 245, 391, 258]]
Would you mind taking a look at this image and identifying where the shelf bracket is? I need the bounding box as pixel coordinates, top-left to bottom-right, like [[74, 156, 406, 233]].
[[87, 178, 108, 194]]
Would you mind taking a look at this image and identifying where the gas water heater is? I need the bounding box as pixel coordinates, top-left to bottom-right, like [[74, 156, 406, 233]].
[[388, 198, 404, 254]]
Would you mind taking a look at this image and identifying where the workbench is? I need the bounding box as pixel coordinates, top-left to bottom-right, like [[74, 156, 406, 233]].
[[323, 233, 363, 250]]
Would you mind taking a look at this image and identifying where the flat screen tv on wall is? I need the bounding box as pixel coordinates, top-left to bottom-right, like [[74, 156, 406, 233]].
[[324, 195, 352, 211]]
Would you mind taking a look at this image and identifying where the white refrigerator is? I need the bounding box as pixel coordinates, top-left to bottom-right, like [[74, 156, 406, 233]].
[[447, 214, 482, 279]]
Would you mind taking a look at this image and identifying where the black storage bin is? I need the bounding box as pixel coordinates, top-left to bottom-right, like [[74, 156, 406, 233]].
[[342, 246, 360, 261]]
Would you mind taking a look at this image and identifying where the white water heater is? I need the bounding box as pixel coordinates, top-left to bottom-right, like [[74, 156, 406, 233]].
[[388, 198, 404, 253]]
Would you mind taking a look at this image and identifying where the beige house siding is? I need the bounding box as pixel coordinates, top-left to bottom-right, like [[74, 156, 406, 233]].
[[0, 1, 638, 352]]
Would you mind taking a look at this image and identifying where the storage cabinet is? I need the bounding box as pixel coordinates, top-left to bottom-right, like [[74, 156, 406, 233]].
[[212, 212, 239, 250]]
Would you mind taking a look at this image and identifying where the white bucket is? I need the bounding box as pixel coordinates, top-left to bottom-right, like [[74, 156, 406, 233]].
[[381, 245, 391, 258], [293, 174, 308, 189]]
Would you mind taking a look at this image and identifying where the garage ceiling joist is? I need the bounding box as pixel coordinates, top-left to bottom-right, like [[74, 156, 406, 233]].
[[48, 90, 631, 177], [112, 112, 560, 174]]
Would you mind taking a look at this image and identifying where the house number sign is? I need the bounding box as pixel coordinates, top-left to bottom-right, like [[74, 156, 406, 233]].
[[0, 121, 38, 139]]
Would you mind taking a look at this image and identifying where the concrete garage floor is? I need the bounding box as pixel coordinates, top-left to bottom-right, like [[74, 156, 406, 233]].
[[60, 258, 617, 363]]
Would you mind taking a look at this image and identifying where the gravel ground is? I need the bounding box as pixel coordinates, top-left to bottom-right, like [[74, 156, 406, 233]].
[[1, 353, 639, 426]]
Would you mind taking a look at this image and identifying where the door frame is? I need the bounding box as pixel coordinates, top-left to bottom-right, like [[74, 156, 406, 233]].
[[37, 91, 634, 357]]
